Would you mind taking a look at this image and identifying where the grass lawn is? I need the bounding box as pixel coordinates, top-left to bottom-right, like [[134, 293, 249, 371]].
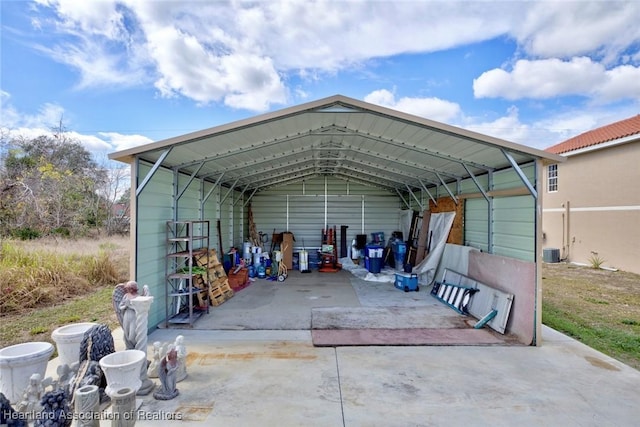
[[542, 262, 640, 370]]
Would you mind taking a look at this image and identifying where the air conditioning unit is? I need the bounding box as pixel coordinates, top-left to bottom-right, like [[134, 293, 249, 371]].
[[543, 248, 560, 263]]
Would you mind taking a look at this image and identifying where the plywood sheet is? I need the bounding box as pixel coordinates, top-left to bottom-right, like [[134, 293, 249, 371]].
[[468, 251, 535, 345]]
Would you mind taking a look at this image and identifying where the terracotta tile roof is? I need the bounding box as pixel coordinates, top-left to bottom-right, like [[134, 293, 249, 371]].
[[546, 114, 640, 154]]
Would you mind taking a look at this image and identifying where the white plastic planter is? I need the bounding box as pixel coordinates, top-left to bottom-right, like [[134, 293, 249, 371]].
[[99, 349, 146, 398], [0, 341, 54, 403], [51, 322, 97, 367]]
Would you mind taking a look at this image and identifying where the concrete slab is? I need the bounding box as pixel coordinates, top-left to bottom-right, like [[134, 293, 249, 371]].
[[193, 270, 360, 330], [42, 326, 640, 427], [337, 327, 640, 426], [36, 270, 640, 426]]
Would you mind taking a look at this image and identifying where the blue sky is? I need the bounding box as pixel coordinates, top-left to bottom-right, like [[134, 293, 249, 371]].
[[1, 0, 640, 164]]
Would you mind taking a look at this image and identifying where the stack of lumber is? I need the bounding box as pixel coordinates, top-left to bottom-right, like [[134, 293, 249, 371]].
[[195, 249, 235, 306]]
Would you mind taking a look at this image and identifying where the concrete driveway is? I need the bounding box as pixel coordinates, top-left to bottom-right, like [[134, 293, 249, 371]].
[[43, 270, 640, 426]]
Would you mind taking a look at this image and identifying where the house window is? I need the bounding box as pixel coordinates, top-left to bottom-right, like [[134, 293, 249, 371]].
[[548, 164, 558, 192]]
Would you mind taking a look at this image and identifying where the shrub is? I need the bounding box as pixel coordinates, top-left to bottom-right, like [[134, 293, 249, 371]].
[[12, 227, 41, 240]]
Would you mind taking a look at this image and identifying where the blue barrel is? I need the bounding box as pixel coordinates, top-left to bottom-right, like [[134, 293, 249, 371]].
[[368, 258, 382, 274]]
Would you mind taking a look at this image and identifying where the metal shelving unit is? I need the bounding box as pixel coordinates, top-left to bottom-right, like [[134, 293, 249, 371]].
[[165, 220, 210, 327]]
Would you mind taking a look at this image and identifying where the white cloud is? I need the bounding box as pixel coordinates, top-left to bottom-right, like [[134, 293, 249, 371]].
[[25, 1, 640, 115], [473, 57, 640, 102], [462, 104, 640, 149], [0, 92, 148, 154], [99, 132, 153, 152], [364, 89, 461, 123], [514, 1, 640, 62], [464, 107, 534, 146]]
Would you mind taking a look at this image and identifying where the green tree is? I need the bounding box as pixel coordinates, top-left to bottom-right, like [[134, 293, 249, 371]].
[[0, 133, 108, 236]]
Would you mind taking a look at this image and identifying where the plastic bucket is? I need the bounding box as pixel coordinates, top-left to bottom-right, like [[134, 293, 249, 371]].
[[299, 250, 309, 271]]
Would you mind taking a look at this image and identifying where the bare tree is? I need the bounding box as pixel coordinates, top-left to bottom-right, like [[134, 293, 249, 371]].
[[95, 154, 130, 235]]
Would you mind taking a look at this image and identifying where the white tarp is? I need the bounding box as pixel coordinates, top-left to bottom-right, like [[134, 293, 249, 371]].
[[413, 211, 456, 285], [341, 211, 456, 286]]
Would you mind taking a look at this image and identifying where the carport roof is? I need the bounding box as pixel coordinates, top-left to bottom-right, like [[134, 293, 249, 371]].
[[109, 94, 564, 195]]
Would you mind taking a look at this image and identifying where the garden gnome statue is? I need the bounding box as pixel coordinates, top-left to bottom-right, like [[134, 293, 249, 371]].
[[147, 341, 163, 379], [153, 346, 179, 400], [174, 335, 187, 382], [113, 281, 155, 395], [16, 373, 44, 413]]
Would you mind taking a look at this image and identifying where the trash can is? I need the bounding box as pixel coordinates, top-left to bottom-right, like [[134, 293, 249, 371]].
[[366, 245, 383, 274], [393, 241, 406, 271]]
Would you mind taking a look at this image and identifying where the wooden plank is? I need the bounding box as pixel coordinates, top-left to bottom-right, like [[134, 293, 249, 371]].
[[414, 210, 431, 264]]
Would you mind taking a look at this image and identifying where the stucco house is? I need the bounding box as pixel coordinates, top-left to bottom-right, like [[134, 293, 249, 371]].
[[542, 115, 640, 274]]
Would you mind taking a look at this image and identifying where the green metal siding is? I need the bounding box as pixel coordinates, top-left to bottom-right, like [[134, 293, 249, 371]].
[[493, 196, 535, 261], [493, 163, 534, 191], [135, 164, 174, 328], [250, 177, 400, 254], [464, 198, 489, 252]]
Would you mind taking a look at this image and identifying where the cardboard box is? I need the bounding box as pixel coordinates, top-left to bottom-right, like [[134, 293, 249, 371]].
[[282, 232, 294, 269]]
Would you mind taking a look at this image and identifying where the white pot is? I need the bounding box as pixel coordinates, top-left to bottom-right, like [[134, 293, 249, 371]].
[[99, 350, 146, 398], [51, 322, 97, 367], [0, 341, 54, 403]]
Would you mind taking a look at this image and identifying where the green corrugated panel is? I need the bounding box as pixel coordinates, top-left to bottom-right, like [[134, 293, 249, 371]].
[[136, 165, 174, 328], [492, 163, 535, 191], [492, 196, 534, 261], [464, 198, 489, 252]]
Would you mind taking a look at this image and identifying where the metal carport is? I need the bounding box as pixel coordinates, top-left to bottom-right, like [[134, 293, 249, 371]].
[[109, 94, 564, 344]]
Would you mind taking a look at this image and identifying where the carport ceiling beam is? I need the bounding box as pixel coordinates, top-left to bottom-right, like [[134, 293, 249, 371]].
[[332, 173, 391, 191], [242, 163, 316, 187], [331, 142, 462, 180], [330, 125, 493, 172], [136, 148, 172, 197], [175, 161, 205, 201], [233, 183, 251, 206], [243, 187, 259, 207], [220, 178, 239, 205], [340, 156, 444, 185], [247, 166, 318, 188], [436, 173, 458, 204], [501, 150, 537, 199], [340, 165, 409, 190], [462, 164, 489, 202], [418, 180, 437, 207], [395, 188, 411, 209], [202, 172, 225, 205], [406, 185, 423, 211], [257, 171, 319, 190], [171, 126, 334, 170]]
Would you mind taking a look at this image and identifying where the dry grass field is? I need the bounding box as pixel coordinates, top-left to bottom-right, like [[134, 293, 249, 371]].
[[0, 235, 130, 349]]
